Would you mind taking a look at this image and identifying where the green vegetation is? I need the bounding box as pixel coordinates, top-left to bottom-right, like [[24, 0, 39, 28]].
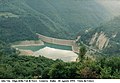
[[0, 41, 120, 79], [43, 56, 120, 79], [0, 41, 60, 79], [78, 45, 87, 62], [0, 17, 38, 43], [0, 0, 115, 43]]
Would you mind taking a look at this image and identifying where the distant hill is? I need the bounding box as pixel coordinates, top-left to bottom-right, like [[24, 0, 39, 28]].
[[0, 0, 118, 43]]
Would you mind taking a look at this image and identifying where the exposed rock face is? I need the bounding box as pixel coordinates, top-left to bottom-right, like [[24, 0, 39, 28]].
[[0, 12, 19, 18], [112, 32, 117, 38], [89, 32, 98, 45], [89, 32, 109, 50]]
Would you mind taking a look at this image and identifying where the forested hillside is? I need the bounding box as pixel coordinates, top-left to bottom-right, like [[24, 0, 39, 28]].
[[0, 0, 118, 43]]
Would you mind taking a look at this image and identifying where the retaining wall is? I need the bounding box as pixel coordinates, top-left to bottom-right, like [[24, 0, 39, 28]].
[[37, 33, 79, 53]]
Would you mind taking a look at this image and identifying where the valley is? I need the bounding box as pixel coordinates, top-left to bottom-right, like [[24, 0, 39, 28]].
[[12, 34, 78, 62], [0, 0, 120, 79], [0, 0, 120, 56]]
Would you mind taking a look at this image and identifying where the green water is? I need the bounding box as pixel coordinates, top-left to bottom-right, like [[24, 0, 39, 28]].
[[15, 42, 72, 52]]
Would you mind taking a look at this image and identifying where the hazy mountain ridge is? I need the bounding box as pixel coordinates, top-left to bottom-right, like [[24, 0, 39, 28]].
[[26, 0, 113, 36]]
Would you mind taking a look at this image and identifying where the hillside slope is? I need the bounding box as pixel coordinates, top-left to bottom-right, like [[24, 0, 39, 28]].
[[0, 0, 118, 43], [81, 16, 120, 55]]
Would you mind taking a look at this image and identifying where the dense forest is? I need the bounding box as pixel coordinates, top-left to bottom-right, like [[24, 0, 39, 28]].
[[0, 41, 120, 79], [0, 0, 117, 42]]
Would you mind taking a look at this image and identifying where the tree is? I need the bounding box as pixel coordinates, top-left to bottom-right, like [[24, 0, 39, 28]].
[[42, 68, 50, 79], [78, 45, 87, 62], [100, 67, 112, 79], [33, 67, 42, 78], [48, 62, 66, 79]]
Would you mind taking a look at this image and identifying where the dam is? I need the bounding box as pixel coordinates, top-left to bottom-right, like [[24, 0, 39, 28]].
[[36, 33, 80, 53]]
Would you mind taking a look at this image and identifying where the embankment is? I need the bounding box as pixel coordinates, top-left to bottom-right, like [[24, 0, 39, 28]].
[[37, 33, 79, 53]]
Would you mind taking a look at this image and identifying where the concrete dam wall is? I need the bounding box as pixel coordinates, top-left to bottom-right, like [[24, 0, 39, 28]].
[[36, 33, 79, 53]]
